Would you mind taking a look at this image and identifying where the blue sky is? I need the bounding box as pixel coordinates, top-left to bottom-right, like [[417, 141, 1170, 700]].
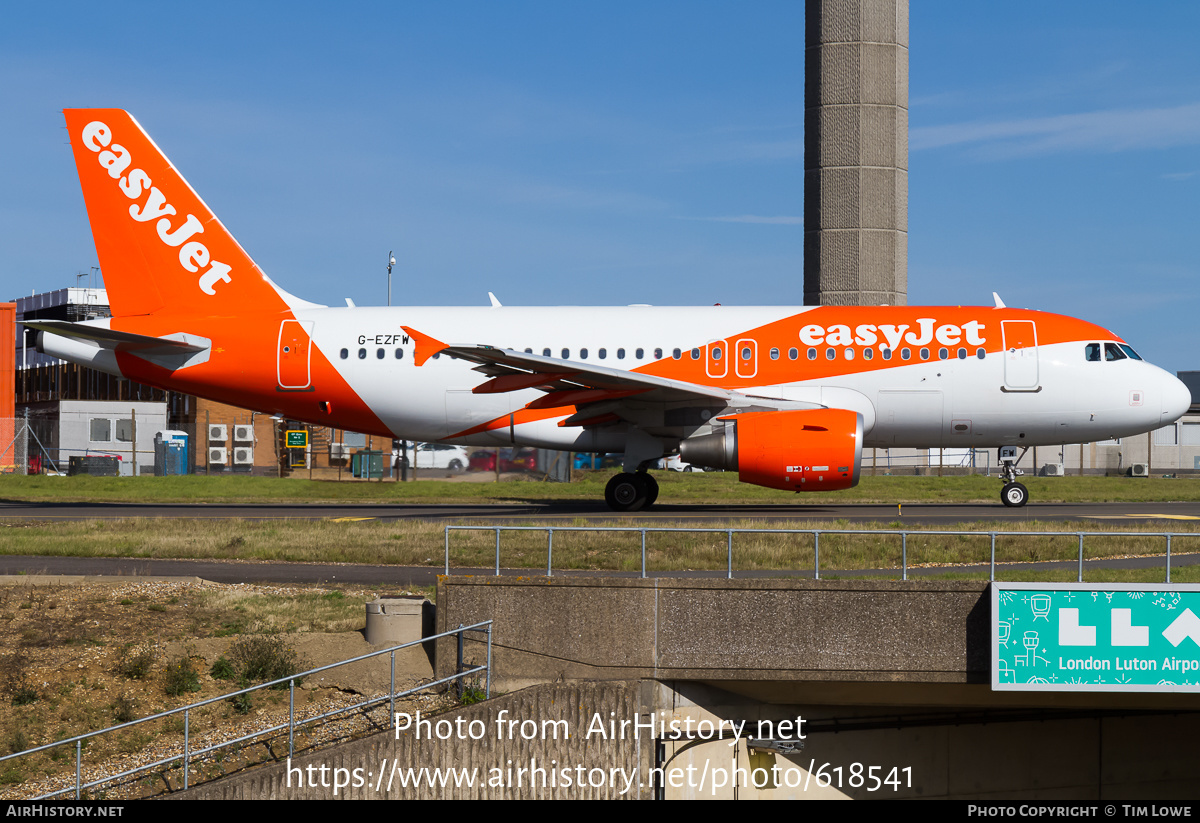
[[2, 2, 1197, 372]]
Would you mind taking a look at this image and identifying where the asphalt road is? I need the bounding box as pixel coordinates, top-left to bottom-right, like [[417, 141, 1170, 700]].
[[2, 499, 1200, 524]]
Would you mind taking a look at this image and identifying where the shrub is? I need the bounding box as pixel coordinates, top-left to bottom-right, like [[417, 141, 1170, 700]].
[[163, 656, 201, 697], [226, 634, 306, 689], [459, 678, 487, 706], [112, 694, 136, 724], [115, 644, 155, 680], [210, 656, 236, 681]]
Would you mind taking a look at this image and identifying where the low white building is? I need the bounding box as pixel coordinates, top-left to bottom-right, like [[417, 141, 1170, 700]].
[[30, 400, 167, 476]]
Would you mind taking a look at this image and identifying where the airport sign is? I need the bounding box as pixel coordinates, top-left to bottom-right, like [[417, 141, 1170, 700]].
[[992, 583, 1200, 692]]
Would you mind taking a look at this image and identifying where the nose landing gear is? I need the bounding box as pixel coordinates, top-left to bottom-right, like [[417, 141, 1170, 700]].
[[998, 446, 1029, 507], [604, 471, 659, 512]]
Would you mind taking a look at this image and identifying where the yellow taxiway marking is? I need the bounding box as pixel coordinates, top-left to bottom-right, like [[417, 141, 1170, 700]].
[[329, 516, 376, 522], [1086, 514, 1200, 521]]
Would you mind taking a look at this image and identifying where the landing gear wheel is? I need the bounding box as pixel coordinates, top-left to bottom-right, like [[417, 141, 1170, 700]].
[[641, 473, 659, 507], [605, 473, 648, 512], [1001, 482, 1028, 508]]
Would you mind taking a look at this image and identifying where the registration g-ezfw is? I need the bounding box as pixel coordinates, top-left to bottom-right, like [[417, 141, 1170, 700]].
[[30, 109, 1191, 510]]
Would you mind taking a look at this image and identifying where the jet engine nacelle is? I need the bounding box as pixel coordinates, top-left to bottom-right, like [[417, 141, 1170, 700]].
[[679, 408, 863, 492]]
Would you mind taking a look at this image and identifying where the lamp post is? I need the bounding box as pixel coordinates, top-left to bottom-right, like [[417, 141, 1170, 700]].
[[387, 250, 396, 307]]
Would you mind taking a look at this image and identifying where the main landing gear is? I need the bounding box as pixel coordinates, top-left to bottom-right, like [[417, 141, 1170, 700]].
[[604, 472, 659, 512], [998, 446, 1029, 508]]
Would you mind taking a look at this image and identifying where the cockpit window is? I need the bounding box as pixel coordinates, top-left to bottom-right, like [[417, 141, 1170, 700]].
[[1104, 343, 1127, 361], [1119, 344, 1143, 361], [1085, 343, 1101, 362]]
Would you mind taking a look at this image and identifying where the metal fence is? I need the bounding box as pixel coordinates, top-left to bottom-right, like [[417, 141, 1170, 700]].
[[2, 620, 492, 800], [0, 415, 55, 475], [445, 525, 1192, 583]]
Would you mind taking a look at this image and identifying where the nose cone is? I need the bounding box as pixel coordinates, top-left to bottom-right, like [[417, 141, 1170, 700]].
[[1162, 374, 1192, 423]]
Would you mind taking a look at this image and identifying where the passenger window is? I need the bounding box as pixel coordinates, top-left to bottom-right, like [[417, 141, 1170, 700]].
[[825, 348, 835, 360], [901, 348, 911, 360], [524, 347, 533, 354], [690, 348, 701, 360], [580, 348, 589, 359], [340, 348, 348, 359], [358, 348, 367, 359], [617, 348, 626, 359], [1085, 343, 1101, 362], [938, 348, 948, 360], [976, 348, 986, 359], [741, 347, 751, 361], [844, 348, 854, 360], [562, 348, 570, 359], [712, 347, 722, 360], [769, 348, 779, 360], [672, 348, 682, 360], [863, 348, 873, 361], [543, 348, 551, 357], [957, 348, 966, 360], [882, 348, 892, 360], [395, 348, 404, 359], [598, 348, 606, 359], [788, 348, 798, 360], [807, 348, 817, 360], [919, 348, 929, 360]]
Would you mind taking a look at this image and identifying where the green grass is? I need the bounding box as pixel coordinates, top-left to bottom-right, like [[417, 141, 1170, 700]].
[[0, 516, 1195, 580], [1, 472, 1198, 505]]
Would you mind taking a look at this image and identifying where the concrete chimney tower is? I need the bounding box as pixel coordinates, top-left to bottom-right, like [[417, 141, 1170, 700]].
[[804, 0, 908, 306]]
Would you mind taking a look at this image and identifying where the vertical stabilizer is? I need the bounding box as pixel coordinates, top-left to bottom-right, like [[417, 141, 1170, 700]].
[[63, 109, 299, 318]]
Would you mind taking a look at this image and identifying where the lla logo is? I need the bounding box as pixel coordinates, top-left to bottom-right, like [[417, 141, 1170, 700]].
[[80, 121, 234, 296]]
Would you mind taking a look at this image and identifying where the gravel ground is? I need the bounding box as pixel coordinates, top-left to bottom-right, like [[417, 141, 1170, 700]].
[[0, 578, 447, 799]]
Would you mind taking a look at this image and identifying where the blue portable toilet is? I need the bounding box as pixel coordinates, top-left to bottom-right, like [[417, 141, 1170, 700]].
[[154, 430, 189, 476]]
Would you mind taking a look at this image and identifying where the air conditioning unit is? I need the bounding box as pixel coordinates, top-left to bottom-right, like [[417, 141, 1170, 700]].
[[1042, 463, 1065, 477], [1131, 463, 1149, 477], [330, 443, 349, 459], [208, 424, 228, 442], [208, 447, 228, 464], [233, 425, 254, 443], [233, 447, 254, 465]]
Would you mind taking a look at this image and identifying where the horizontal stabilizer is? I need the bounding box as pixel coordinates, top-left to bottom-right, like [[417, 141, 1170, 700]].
[[28, 320, 211, 372], [24, 320, 209, 353]]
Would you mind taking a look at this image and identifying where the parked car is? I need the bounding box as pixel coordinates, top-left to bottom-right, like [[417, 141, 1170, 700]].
[[658, 455, 702, 472], [468, 449, 497, 472], [501, 447, 538, 473], [410, 442, 469, 471], [573, 452, 622, 470], [468, 447, 540, 473]]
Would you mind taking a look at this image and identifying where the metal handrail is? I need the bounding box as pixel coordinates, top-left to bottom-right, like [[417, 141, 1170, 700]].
[[445, 525, 1193, 583], [3, 620, 493, 800]]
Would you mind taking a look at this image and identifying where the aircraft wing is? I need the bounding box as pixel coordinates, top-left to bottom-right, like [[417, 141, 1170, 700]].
[[402, 326, 808, 428]]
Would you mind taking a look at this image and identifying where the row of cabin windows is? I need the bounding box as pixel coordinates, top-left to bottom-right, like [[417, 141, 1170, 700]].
[[340, 348, 408, 360], [338, 346, 990, 363]]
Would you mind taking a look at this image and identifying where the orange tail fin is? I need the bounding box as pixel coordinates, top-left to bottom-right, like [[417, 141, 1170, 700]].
[[63, 109, 299, 318]]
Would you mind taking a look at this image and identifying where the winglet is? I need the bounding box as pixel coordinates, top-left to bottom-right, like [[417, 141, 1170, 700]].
[[488, 292, 502, 308], [401, 326, 449, 366], [992, 292, 1006, 309]]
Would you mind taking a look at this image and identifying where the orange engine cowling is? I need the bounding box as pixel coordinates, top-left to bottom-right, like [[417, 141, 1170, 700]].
[[678, 408, 863, 492]]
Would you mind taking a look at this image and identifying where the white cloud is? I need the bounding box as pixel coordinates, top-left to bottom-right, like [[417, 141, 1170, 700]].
[[680, 215, 803, 225], [912, 102, 1200, 158]]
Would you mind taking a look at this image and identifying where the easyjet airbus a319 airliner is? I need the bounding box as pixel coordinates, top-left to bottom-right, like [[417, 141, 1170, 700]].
[[28, 110, 1191, 510]]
